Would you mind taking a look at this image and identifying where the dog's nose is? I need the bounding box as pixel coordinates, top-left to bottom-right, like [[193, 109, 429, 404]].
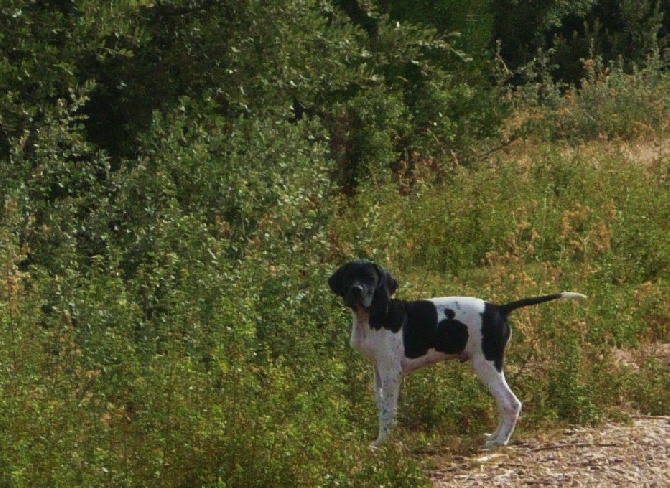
[[351, 285, 364, 296]]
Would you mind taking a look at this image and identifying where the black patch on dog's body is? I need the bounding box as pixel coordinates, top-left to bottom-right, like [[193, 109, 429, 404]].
[[480, 303, 511, 372], [436, 316, 469, 355], [396, 301, 469, 359], [370, 299, 405, 332], [401, 300, 438, 358]]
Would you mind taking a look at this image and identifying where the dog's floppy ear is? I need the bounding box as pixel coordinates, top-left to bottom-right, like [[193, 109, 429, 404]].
[[375, 264, 398, 296], [370, 264, 398, 318], [328, 264, 348, 297]]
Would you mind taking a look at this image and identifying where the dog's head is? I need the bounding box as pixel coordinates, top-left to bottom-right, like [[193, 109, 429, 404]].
[[328, 260, 398, 316]]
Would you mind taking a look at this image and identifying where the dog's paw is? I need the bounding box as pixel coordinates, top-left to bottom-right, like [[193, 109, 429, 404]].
[[369, 435, 389, 451], [482, 437, 508, 450]]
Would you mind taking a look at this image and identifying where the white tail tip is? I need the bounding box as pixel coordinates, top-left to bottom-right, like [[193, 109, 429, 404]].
[[560, 292, 587, 300]]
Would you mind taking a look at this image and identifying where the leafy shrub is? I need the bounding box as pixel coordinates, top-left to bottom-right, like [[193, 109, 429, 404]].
[[510, 51, 670, 142]]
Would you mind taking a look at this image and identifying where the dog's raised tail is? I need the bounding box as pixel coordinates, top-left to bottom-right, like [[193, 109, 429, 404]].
[[499, 292, 587, 316]]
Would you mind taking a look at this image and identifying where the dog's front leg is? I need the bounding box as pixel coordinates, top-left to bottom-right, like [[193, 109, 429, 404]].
[[371, 364, 401, 448], [373, 366, 383, 410]]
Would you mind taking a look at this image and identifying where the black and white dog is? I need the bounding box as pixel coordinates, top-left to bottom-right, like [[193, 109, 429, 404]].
[[328, 259, 586, 449]]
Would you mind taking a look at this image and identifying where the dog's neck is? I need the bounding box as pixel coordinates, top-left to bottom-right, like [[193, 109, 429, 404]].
[[350, 307, 371, 354], [353, 300, 405, 332], [353, 305, 369, 323]]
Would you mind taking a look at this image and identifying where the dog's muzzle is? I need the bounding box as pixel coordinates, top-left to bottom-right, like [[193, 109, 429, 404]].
[[345, 284, 371, 309]]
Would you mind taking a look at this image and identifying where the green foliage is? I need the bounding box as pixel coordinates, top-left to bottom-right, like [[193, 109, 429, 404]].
[[492, 0, 669, 82], [491, 0, 596, 69], [626, 359, 670, 416], [1, 1, 669, 485], [554, 0, 667, 79], [380, 0, 494, 53], [510, 50, 670, 142]]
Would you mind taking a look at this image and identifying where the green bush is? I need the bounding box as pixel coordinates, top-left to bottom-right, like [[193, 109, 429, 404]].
[[511, 51, 670, 142], [1, 2, 669, 485]]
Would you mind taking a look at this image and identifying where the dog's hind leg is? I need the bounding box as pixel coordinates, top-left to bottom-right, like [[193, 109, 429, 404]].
[[472, 357, 522, 448]]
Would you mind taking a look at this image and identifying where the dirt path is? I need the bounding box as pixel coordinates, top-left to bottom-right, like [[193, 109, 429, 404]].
[[431, 416, 670, 487]]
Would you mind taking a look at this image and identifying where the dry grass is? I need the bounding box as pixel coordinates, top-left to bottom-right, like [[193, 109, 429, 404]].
[[432, 416, 670, 487]]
